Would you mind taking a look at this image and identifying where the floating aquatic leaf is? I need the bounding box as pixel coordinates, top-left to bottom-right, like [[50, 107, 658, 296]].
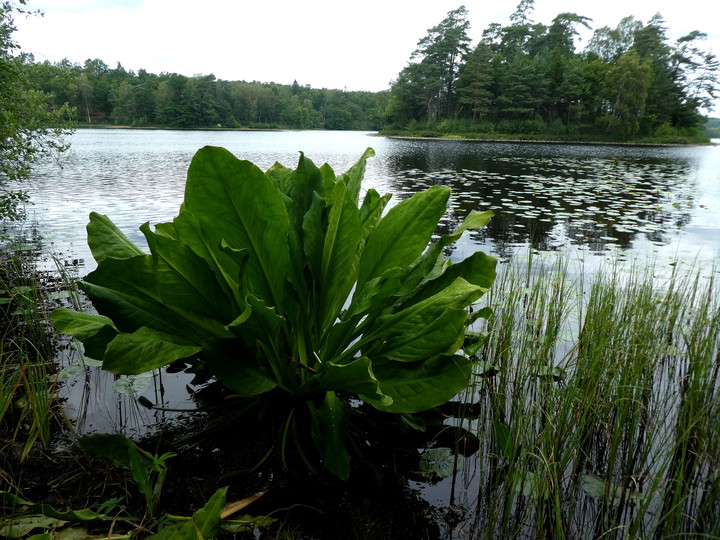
[[511, 470, 549, 499], [55, 365, 85, 382], [419, 447, 464, 478], [47, 291, 73, 301], [580, 474, 643, 504], [113, 372, 154, 396], [80, 357, 104, 367]]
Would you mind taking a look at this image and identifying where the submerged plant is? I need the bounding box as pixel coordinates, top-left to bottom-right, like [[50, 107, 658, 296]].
[[52, 146, 496, 478]]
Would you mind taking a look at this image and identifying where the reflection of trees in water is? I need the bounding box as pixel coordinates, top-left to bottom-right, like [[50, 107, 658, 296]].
[[381, 140, 700, 257]]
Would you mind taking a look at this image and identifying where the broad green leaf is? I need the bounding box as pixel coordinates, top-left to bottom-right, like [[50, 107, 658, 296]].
[[397, 242, 447, 296], [51, 308, 117, 340], [323, 268, 402, 363], [27, 533, 53, 540], [141, 222, 237, 323], [149, 487, 227, 540], [265, 162, 292, 189], [319, 162, 337, 197], [320, 181, 362, 331], [336, 147, 375, 206], [358, 189, 391, 241], [301, 191, 326, 284], [229, 294, 286, 357], [343, 267, 402, 320], [356, 185, 450, 295], [204, 338, 277, 395], [128, 444, 153, 500], [281, 152, 325, 225], [307, 357, 391, 405], [439, 209, 494, 248], [78, 433, 154, 471], [0, 491, 121, 525], [310, 392, 351, 480], [184, 146, 290, 309], [102, 327, 202, 375], [50, 308, 118, 360], [400, 251, 497, 309], [493, 420, 518, 461], [172, 210, 243, 297], [364, 354, 472, 413], [0, 516, 66, 538], [362, 278, 485, 362], [82, 256, 231, 342], [368, 307, 468, 363], [86, 212, 145, 263], [81, 255, 162, 331]]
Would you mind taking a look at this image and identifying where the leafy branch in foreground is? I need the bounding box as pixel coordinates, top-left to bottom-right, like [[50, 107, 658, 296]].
[[1, 2, 74, 220], [52, 146, 496, 478]]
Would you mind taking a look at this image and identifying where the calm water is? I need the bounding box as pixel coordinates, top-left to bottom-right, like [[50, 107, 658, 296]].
[[21, 129, 720, 275], [15, 129, 720, 432]]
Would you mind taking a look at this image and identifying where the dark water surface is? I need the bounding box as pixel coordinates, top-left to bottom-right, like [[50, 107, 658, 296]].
[[19, 129, 720, 425]]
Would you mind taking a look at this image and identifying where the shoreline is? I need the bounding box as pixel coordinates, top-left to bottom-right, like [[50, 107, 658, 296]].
[[74, 125, 715, 147], [379, 133, 716, 148]]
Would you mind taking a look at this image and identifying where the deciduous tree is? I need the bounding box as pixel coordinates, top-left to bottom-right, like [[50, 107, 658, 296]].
[[1, 1, 73, 220]]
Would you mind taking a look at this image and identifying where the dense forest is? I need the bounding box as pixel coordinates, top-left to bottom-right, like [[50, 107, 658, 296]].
[[385, 2, 719, 141], [21, 56, 388, 130], [704, 117, 720, 138], [16, 0, 720, 140]]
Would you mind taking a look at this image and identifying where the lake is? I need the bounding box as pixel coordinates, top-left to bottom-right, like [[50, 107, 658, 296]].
[[16, 127, 719, 434], [22, 128, 720, 275], [11, 128, 720, 537]]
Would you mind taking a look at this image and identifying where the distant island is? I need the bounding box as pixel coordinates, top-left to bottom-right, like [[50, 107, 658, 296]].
[[381, 3, 718, 145]]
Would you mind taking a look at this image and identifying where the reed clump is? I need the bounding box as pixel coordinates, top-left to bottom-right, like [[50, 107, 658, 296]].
[[461, 253, 720, 539], [0, 240, 74, 460]]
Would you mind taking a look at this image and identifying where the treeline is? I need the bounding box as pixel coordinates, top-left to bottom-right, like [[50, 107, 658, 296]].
[[22, 56, 388, 130], [385, 2, 719, 141], [704, 118, 720, 138]]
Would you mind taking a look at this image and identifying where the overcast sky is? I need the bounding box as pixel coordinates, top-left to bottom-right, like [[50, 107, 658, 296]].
[[12, 0, 720, 112]]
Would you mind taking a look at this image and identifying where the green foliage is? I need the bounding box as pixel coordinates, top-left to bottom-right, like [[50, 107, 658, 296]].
[[463, 253, 720, 538], [386, 5, 719, 141], [53, 146, 496, 478], [703, 116, 720, 138], [0, 487, 273, 538], [0, 491, 125, 538], [78, 433, 175, 516], [1, 2, 74, 220], [0, 244, 68, 459], [25, 55, 388, 130]]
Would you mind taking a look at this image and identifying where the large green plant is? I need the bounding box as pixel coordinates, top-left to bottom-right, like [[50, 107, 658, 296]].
[[53, 146, 496, 478]]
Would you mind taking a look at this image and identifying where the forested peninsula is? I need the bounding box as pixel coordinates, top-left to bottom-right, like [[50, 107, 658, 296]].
[[20, 0, 720, 142]]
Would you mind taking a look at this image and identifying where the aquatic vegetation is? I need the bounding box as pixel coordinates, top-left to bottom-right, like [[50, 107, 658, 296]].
[[78, 433, 175, 517], [0, 243, 72, 458], [52, 146, 497, 479], [440, 254, 720, 538]]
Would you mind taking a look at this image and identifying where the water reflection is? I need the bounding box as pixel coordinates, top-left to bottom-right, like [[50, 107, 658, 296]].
[[378, 139, 715, 263], [21, 129, 719, 273]]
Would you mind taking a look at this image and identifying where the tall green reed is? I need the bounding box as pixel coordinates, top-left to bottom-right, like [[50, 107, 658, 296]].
[[1, 243, 72, 459], [459, 253, 720, 539]]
